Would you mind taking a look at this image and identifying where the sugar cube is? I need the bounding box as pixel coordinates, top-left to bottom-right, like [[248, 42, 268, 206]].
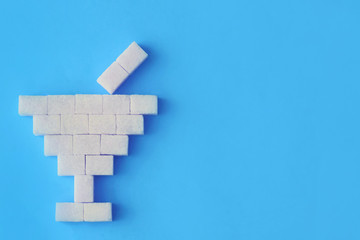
[[84, 203, 112, 222], [101, 135, 128, 155], [116, 42, 148, 74], [103, 95, 130, 114], [116, 115, 144, 135], [33, 115, 61, 136], [97, 62, 129, 94], [48, 95, 75, 114], [86, 155, 113, 175], [89, 115, 115, 134], [56, 202, 84, 222], [130, 95, 158, 115], [75, 95, 102, 114], [44, 135, 72, 156], [74, 175, 94, 203], [58, 155, 85, 176], [73, 135, 100, 155], [19, 96, 47, 116], [61, 114, 89, 134]]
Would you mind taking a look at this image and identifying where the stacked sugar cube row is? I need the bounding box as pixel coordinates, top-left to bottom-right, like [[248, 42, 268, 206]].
[[18, 94, 157, 222], [19, 95, 157, 155]]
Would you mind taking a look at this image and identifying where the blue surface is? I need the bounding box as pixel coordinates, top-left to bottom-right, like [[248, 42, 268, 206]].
[[1, 0, 360, 239]]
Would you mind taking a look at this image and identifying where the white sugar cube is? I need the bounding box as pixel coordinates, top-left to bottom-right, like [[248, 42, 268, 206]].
[[116, 115, 144, 135], [116, 42, 148, 74], [73, 135, 100, 155], [44, 135, 73, 156], [33, 115, 61, 136], [19, 95, 47, 116], [86, 155, 113, 175], [84, 203, 112, 222], [74, 175, 94, 203], [89, 115, 115, 134], [58, 155, 85, 176], [130, 95, 158, 115], [75, 95, 102, 114], [97, 62, 129, 94], [103, 95, 130, 114], [101, 135, 128, 155], [48, 95, 75, 114], [61, 114, 89, 134], [56, 202, 84, 222]]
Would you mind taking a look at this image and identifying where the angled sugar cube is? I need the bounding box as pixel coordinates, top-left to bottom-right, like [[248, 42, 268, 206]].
[[101, 135, 128, 155], [89, 115, 115, 134], [33, 115, 61, 136], [116, 42, 148, 74], [44, 135, 73, 156], [73, 135, 100, 155], [61, 114, 89, 134], [75, 95, 102, 114], [116, 115, 144, 135], [74, 175, 94, 203], [19, 95, 47, 116], [86, 155, 113, 175], [84, 203, 112, 222], [48, 95, 75, 114], [97, 62, 129, 94], [58, 155, 85, 176], [103, 95, 130, 114], [56, 202, 84, 222], [130, 95, 158, 115]]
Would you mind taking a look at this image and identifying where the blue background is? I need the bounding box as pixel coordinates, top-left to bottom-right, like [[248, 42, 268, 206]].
[[1, 0, 360, 239]]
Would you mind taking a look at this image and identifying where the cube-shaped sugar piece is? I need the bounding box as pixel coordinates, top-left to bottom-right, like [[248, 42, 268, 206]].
[[56, 203, 83, 222], [75, 95, 102, 114], [73, 135, 100, 155], [116, 115, 144, 135], [97, 62, 129, 94], [19, 96, 47, 116], [33, 115, 61, 136], [101, 135, 128, 155], [84, 203, 112, 222], [61, 114, 89, 134], [116, 42, 148, 74], [103, 95, 130, 114], [58, 155, 85, 176], [89, 115, 115, 134], [86, 155, 113, 175], [130, 95, 158, 115], [48, 95, 75, 114], [74, 175, 94, 203], [44, 135, 73, 156]]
